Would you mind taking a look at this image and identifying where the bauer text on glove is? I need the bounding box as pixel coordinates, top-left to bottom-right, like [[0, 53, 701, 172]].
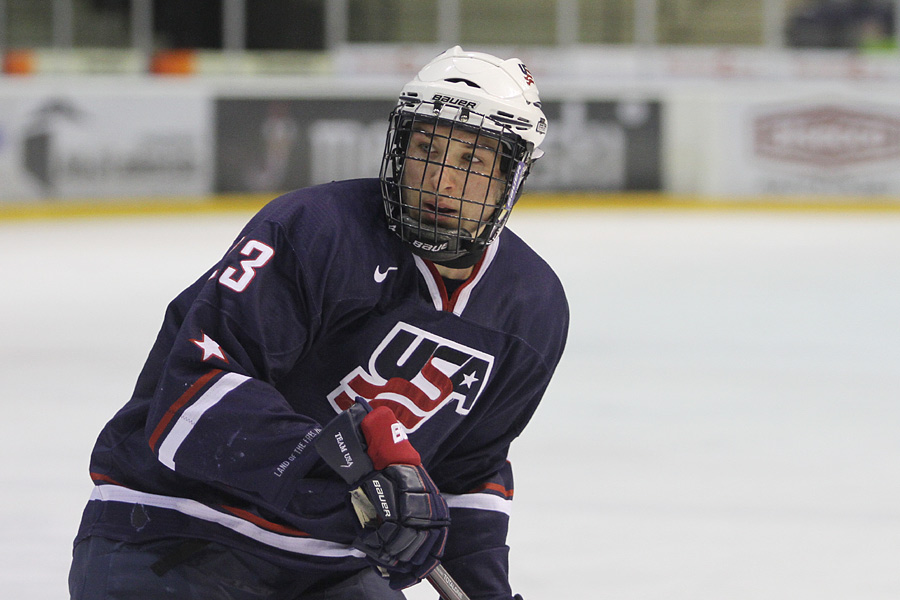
[[315, 398, 450, 589]]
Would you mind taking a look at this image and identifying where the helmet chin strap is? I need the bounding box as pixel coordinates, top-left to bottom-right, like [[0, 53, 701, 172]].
[[399, 214, 488, 268], [432, 247, 485, 269]]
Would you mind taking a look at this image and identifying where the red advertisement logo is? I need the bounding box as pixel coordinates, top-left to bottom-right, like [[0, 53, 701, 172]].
[[754, 106, 900, 168]]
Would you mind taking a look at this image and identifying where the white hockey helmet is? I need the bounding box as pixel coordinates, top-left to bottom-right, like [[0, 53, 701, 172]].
[[380, 46, 548, 267]]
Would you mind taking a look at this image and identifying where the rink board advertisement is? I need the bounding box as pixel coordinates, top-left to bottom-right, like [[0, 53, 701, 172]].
[[713, 98, 900, 195], [0, 92, 212, 201], [213, 98, 662, 194], [214, 98, 396, 194]]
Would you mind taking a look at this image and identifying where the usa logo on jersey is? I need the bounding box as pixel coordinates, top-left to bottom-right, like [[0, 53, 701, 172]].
[[327, 322, 494, 432]]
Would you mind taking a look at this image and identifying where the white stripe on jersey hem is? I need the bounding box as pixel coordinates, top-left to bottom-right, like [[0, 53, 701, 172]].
[[158, 372, 250, 470], [89, 485, 365, 558], [444, 492, 512, 515]]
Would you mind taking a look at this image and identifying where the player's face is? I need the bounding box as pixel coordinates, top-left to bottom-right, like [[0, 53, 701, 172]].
[[400, 124, 505, 236]]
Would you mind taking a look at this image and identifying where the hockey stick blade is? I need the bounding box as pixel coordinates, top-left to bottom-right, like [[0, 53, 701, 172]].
[[350, 488, 472, 600]]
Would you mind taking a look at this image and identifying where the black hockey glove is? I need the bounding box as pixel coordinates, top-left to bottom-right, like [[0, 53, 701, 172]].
[[315, 398, 450, 590]]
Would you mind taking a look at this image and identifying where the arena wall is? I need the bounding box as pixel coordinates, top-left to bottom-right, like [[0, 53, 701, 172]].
[[2, 45, 899, 212]]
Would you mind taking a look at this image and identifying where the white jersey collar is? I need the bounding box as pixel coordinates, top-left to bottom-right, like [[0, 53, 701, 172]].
[[413, 237, 500, 316]]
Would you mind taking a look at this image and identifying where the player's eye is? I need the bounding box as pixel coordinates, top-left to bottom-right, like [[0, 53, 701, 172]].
[[471, 148, 499, 171], [411, 137, 439, 158]]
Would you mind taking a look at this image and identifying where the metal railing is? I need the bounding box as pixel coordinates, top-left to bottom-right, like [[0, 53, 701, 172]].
[[1, 0, 898, 54]]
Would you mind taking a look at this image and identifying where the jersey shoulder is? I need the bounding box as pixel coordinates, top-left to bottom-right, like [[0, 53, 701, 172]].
[[248, 179, 405, 304], [237, 178, 389, 265], [471, 227, 569, 369], [258, 178, 383, 237], [496, 227, 568, 314]]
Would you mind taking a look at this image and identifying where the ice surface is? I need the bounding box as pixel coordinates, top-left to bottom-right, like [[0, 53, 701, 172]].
[[2, 207, 898, 599]]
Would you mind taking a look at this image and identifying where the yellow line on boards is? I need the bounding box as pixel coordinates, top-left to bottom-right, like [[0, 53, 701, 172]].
[[2, 192, 900, 223], [0, 194, 274, 222], [517, 193, 900, 213]]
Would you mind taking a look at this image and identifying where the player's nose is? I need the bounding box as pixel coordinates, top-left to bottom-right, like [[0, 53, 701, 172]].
[[427, 161, 466, 194]]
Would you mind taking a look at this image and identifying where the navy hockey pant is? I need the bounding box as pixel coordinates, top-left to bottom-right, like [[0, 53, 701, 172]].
[[69, 536, 404, 599]]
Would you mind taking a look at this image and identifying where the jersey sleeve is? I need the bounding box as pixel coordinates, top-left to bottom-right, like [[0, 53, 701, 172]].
[[427, 263, 569, 599], [143, 216, 327, 516], [429, 344, 564, 599], [440, 461, 515, 600]]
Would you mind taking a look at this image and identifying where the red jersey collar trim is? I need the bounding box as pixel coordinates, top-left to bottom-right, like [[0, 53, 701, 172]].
[[414, 239, 500, 315]]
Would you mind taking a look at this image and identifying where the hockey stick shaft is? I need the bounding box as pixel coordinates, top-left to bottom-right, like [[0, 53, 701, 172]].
[[425, 563, 471, 600], [350, 489, 472, 600]]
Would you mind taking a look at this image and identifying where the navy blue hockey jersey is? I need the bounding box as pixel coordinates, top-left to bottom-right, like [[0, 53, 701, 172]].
[[75, 178, 569, 598]]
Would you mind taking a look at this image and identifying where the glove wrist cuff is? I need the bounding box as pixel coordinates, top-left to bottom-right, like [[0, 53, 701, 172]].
[[360, 406, 421, 470]]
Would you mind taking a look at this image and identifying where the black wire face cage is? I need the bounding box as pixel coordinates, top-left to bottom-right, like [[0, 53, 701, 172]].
[[379, 101, 533, 268]]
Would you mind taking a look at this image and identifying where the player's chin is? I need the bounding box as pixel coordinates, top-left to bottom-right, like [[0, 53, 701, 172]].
[[434, 214, 469, 230]]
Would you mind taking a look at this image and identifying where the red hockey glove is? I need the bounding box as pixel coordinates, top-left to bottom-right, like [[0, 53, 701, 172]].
[[316, 398, 450, 589]]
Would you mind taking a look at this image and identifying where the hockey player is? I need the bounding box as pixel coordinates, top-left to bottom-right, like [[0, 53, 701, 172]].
[[69, 46, 568, 600]]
